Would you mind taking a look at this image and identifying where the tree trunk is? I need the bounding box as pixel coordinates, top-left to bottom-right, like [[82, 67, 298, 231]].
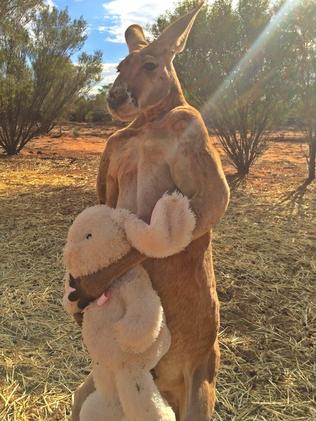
[[308, 132, 316, 181], [5, 142, 19, 156]]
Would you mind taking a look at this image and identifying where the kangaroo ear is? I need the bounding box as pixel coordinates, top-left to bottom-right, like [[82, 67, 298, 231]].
[[125, 24, 149, 53], [153, 2, 203, 57]]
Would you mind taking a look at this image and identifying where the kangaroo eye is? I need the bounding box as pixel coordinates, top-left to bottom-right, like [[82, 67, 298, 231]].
[[86, 233, 92, 239], [143, 62, 157, 71]]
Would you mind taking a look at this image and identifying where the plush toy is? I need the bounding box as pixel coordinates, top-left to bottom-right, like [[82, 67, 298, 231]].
[[63, 192, 196, 421]]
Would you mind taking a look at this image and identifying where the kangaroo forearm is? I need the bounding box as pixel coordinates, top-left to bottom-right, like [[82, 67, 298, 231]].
[[69, 249, 147, 308], [191, 187, 230, 240]]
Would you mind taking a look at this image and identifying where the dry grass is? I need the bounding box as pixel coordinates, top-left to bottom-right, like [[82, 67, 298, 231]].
[[213, 188, 315, 420], [0, 139, 315, 420]]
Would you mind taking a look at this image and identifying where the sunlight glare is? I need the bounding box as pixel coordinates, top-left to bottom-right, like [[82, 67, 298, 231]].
[[201, 0, 300, 114]]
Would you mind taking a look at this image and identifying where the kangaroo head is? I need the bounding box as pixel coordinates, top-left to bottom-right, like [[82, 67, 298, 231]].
[[107, 3, 203, 121]]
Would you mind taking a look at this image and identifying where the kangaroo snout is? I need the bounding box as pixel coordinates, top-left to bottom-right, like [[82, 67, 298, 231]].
[[107, 87, 129, 110]]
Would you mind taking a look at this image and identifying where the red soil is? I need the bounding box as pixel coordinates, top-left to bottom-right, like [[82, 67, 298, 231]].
[[22, 126, 311, 194]]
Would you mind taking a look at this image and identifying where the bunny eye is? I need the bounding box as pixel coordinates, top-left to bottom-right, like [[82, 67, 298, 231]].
[[86, 233, 92, 239]]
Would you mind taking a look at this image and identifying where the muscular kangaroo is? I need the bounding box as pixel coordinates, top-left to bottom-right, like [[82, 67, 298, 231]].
[[70, 3, 229, 420]]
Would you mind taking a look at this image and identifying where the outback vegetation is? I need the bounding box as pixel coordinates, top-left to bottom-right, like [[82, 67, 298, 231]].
[[0, 0, 102, 155], [1, 0, 315, 181], [0, 0, 315, 420], [153, 0, 316, 179], [67, 85, 112, 124]]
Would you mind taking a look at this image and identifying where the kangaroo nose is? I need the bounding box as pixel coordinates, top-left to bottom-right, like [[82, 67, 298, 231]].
[[107, 87, 129, 109]]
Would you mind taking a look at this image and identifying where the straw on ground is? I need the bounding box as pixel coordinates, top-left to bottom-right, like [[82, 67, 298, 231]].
[[0, 138, 315, 420]]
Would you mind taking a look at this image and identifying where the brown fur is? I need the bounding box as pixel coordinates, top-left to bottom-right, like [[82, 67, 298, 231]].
[[71, 4, 229, 420], [69, 249, 146, 310]]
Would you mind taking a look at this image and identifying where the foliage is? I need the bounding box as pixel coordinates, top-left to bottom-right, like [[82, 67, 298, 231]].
[[152, 0, 315, 177], [0, 0, 42, 22], [72, 127, 80, 138], [211, 92, 270, 175], [0, 2, 102, 155], [152, 1, 278, 174], [68, 85, 112, 124], [279, 0, 316, 181]]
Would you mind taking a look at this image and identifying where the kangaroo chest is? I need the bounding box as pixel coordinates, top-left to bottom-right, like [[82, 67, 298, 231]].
[[108, 134, 176, 221]]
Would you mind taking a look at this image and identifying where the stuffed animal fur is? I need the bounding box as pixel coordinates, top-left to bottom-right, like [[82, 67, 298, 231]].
[[63, 192, 196, 421]]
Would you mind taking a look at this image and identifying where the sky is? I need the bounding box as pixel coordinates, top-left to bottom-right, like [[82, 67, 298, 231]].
[[49, 0, 174, 90]]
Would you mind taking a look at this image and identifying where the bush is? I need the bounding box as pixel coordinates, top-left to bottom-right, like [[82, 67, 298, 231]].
[[72, 128, 80, 138], [152, 0, 286, 176], [0, 4, 102, 155], [67, 85, 112, 124], [210, 89, 270, 175]]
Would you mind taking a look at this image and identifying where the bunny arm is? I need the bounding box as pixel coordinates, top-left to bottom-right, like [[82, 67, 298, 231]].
[[124, 192, 196, 259], [114, 272, 164, 354]]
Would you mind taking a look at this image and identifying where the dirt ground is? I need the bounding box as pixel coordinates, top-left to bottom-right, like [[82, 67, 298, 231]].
[[0, 127, 315, 420]]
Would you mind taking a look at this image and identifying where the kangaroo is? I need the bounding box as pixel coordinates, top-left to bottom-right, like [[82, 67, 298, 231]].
[[70, 3, 229, 420]]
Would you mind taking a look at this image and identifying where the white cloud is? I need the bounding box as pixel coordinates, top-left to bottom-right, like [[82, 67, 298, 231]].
[[102, 0, 172, 43], [101, 63, 118, 84], [90, 63, 118, 94], [98, 25, 107, 32], [45, 0, 56, 11]]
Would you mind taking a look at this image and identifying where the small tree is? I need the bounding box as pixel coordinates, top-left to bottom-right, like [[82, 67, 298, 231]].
[[210, 88, 271, 175], [0, 0, 42, 22], [0, 4, 102, 155], [283, 0, 316, 182], [207, 0, 288, 175], [151, 0, 236, 109], [152, 0, 286, 175]]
